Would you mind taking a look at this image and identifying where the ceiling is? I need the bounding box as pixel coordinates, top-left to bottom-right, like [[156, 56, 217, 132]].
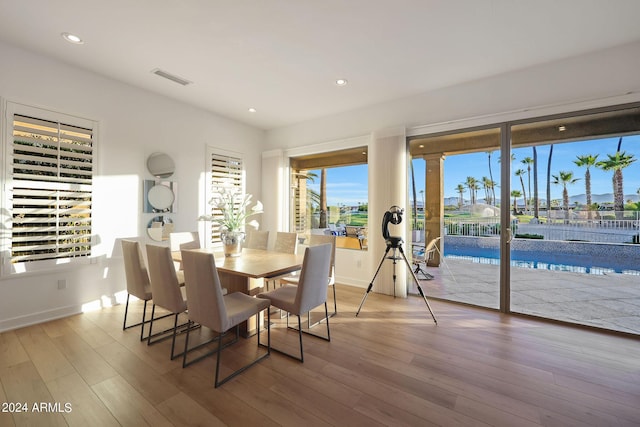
[[1, 1, 640, 130]]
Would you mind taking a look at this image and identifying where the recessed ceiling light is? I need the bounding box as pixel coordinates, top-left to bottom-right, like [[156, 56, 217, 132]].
[[248, 107, 257, 113], [558, 125, 566, 131], [61, 32, 84, 44], [335, 79, 348, 86]]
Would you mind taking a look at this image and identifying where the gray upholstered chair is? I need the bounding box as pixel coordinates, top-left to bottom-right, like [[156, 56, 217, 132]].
[[245, 230, 270, 250], [121, 239, 155, 341], [280, 234, 337, 323], [266, 231, 298, 291], [169, 231, 201, 251], [257, 243, 332, 362], [273, 231, 298, 254], [169, 231, 200, 273], [180, 249, 271, 387], [145, 244, 195, 358]]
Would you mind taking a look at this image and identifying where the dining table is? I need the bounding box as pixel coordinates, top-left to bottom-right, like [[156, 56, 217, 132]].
[[173, 247, 304, 336]]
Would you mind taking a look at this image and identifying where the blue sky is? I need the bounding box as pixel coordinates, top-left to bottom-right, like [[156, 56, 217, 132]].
[[440, 135, 640, 202], [307, 135, 640, 206]]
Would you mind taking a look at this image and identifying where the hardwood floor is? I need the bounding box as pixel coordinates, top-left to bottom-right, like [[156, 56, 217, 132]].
[[1, 284, 639, 426]]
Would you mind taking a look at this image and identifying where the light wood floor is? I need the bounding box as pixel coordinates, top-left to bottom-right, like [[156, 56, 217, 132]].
[[1, 284, 639, 426]]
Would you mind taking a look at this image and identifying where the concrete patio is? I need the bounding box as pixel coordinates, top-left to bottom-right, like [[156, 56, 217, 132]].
[[414, 258, 640, 335]]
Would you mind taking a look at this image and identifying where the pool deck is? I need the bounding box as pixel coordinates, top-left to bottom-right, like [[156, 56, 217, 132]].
[[415, 258, 640, 335]]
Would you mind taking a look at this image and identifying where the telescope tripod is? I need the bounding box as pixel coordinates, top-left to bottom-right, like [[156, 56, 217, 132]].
[[355, 237, 437, 324]]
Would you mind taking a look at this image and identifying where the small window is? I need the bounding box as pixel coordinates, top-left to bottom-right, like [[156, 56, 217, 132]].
[[206, 148, 244, 249], [290, 147, 368, 250], [3, 104, 95, 271]]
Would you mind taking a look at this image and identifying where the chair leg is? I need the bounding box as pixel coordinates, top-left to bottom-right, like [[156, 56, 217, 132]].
[[298, 315, 304, 363], [332, 284, 337, 315], [147, 304, 156, 345], [215, 316, 270, 388], [122, 294, 130, 330], [170, 314, 179, 359], [140, 300, 147, 341]]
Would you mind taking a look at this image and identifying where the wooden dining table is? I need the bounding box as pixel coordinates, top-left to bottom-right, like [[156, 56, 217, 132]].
[[173, 247, 304, 336]]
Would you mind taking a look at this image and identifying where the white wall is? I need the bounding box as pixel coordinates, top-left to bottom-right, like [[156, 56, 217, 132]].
[[0, 42, 264, 331], [263, 41, 640, 293]]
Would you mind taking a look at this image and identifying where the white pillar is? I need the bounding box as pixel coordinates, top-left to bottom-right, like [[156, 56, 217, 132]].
[[368, 127, 408, 297]]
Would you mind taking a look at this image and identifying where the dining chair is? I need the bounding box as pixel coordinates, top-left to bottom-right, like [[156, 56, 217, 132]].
[[257, 243, 332, 362], [273, 231, 298, 254], [145, 244, 202, 359], [266, 231, 298, 291], [169, 231, 200, 272], [121, 239, 172, 341], [245, 230, 270, 250], [180, 249, 271, 387], [169, 231, 201, 251], [280, 234, 337, 324]]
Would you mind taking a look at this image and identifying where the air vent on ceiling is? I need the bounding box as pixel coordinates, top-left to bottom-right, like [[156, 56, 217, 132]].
[[151, 68, 192, 86]]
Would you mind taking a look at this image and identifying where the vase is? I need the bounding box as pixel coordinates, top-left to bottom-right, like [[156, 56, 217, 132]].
[[220, 230, 245, 257]]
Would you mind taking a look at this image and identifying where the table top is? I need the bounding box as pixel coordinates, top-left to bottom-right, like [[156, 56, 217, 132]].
[[173, 247, 304, 279]]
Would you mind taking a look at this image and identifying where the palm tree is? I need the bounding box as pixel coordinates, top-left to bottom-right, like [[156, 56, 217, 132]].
[[456, 184, 465, 208], [465, 176, 478, 205], [410, 160, 417, 229], [486, 150, 495, 205], [596, 151, 637, 219], [514, 169, 528, 214], [532, 147, 539, 218], [481, 176, 493, 205], [510, 190, 522, 215], [546, 145, 554, 221], [521, 156, 534, 209], [552, 171, 579, 221], [319, 168, 327, 228], [573, 154, 599, 220]]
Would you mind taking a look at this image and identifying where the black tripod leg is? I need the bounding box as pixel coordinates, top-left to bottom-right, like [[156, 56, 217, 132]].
[[398, 246, 437, 324], [356, 246, 391, 317]]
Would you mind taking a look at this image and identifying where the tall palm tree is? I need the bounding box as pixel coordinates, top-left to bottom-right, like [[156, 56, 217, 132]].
[[552, 171, 579, 221], [319, 168, 327, 228], [481, 176, 493, 205], [532, 147, 539, 218], [410, 160, 417, 229], [546, 145, 554, 221], [521, 156, 534, 209], [465, 176, 478, 205], [456, 184, 465, 208], [514, 169, 528, 214], [596, 151, 637, 219], [573, 154, 599, 220], [486, 150, 495, 205], [510, 190, 522, 215]]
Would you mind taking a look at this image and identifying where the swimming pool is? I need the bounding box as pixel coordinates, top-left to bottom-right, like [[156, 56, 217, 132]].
[[443, 236, 640, 275]]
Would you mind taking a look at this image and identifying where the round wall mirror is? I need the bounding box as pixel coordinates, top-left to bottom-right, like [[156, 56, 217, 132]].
[[147, 152, 175, 178], [147, 216, 173, 241], [147, 184, 175, 211]]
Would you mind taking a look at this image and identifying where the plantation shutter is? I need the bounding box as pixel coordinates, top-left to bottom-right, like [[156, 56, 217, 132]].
[[209, 151, 244, 247], [10, 114, 93, 263]]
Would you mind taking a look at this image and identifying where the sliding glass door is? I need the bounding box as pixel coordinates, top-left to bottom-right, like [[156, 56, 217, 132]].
[[409, 103, 640, 336]]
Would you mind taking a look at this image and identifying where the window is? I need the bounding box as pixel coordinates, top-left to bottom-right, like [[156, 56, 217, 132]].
[[206, 148, 244, 249], [290, 146, 368, 250], [3, 103, 95, 271]]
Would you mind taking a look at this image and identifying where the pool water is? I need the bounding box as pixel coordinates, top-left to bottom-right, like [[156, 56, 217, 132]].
[[444, 246, 640, 275]]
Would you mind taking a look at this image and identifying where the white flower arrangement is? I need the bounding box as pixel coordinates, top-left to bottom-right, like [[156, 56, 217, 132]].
[[199, 184, 263, 232]]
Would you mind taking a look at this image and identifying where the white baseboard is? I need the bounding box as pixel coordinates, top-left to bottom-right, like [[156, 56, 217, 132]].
[[0, 304, 82, 333]]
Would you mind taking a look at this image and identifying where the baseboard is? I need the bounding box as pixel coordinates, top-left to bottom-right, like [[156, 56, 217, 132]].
[[0, 304, 82, 333]]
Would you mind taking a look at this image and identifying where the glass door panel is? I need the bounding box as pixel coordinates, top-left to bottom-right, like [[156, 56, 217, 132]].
[[408, 127, 502, 310], [509, 106, 640, 334]]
